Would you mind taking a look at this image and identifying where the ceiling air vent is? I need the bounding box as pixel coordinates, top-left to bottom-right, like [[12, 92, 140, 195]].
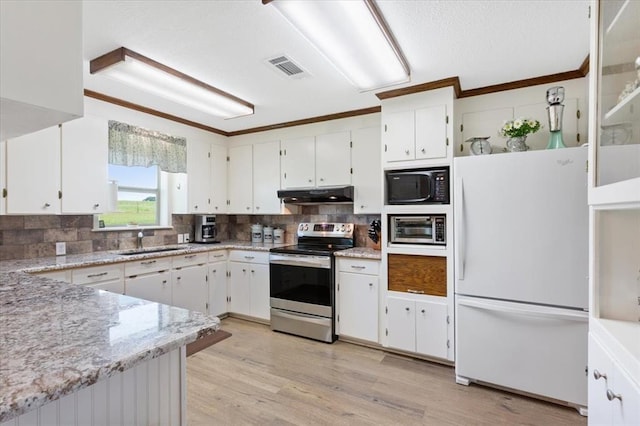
[[266, 55, 308, 79]]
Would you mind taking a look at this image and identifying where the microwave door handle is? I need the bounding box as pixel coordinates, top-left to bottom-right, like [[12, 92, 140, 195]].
[[455, 176, 466, 280]]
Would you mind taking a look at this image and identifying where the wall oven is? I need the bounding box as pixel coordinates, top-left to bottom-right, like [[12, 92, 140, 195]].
[[269, 222, 354, 343], [389, 215, 446, 245]]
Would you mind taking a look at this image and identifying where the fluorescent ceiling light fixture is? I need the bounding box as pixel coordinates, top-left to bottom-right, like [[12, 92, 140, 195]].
[[265, 0, 410, 91], [90, 48, 254, 119]]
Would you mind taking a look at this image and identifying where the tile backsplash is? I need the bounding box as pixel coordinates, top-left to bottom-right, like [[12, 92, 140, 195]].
[[0, 206, 380, 261]]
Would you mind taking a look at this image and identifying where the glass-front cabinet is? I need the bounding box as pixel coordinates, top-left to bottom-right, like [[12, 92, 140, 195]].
[[588, 2, 640, 425]]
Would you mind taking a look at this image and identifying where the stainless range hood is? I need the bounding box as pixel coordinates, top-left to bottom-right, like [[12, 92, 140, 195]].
[[277, 186, 354, 205]]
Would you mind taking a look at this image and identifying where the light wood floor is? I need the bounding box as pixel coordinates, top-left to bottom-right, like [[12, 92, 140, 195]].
[[187, 318, 586, 425]]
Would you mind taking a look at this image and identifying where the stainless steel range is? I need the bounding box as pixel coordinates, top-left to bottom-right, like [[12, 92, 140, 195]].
[[269, 222, 354, 343]]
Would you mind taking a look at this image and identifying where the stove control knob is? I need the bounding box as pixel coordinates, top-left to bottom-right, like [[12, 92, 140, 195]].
[[303, 224, 309, 231], [339, 224, 345, 231]]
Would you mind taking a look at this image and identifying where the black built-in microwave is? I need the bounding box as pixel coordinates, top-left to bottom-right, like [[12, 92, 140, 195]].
[[385, 167, 449, 205]]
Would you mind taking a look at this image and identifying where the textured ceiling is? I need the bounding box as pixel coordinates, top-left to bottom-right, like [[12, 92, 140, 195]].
[[82, 0, 590, 133]]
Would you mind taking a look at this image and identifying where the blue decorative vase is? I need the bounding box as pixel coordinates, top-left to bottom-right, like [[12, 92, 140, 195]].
[[546, 131, 567, 149]]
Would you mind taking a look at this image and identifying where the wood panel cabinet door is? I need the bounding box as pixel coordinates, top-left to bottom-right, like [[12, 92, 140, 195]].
[[383, 110, 414, 163], [249, 263, 270, 321], [415, 105, 447, 160], [172, 264, 208, 313], [227, 144, 253, 214], [281, 137, 315, 188], [228, 262, 252, 316], [125, 271, 172, 305], [210, 144, 228, 213], [61, 116, 108, 214], [6, 125, 61, 214], [352, 127, 381, 214], [415, 299, 448, 359], [388, 254, 447, 297], [387, 296, 415, 352], [253, 140, 281, 214], [208, 261, 228, 317], [338, 272, 378, 342], [315, 131, 351, 187], [187, 139, 211, 213]]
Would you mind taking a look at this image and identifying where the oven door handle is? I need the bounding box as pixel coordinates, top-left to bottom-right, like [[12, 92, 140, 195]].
[[271, 309, 330, 325], [270, 254, 331, 269]]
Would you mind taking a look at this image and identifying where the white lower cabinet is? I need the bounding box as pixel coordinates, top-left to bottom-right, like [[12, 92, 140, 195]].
[[386, 293, 449, 359], [336, 258, 379, 342], [125, 270, 172, 305], [208, 251, 229, 317], [171, 264, 208, 313], [589, 333, 640, 425], [71, 263, 124, 294], [228, 250, 270, 321]]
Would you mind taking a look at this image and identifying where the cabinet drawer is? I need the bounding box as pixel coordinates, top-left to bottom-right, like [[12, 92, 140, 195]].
[[338, 258, 380, 275], [228, 250, 269, 264], [208, 250, 228, 263], [388, 254, 446, 296], [125, 257, 172, 277], [72, 264, 123, 285], [172, 252, 208, 269]]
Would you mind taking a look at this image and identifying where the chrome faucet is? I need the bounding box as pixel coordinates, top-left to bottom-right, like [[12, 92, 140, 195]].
[[137, 231, 144, 249]]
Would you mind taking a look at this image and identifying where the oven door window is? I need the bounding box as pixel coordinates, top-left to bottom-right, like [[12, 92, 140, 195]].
[[270, 263, 332, 306]]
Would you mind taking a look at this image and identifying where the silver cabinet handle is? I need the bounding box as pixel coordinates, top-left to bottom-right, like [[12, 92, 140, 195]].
[[242, 268, 246, 273], [212, 269, 216, 273], [251, 269, 255, 273], [407, 289, 425, 294], [93, 203, 100, 208], [350, 265, 365, 269], [606, 389, 622, 401], [308, 179, 313, 183], [44, 203, 51, 207], [369, 283, 373, 287], [593, 370, 607, 380], [360, 205, 365, 209], [246, 206, 251, 210], [421, 148, 426, 154], [405, 307, 410, 311], [256, 206, 260, 210], [320, 178, 324, 182], [213, 254, 224, 258], [162, 280, 167, 284], [87, 272, 108, 278], [194, 205, 198, 209], [141, 260, 156, 265], [421, 309, 426, 314], [244, 256, 255, 260], [405, 150, 410, 155], [185, 254, 196, 259]]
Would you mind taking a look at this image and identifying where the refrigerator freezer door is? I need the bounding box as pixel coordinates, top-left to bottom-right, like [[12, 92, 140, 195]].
[[455, 296, 588, 406], [454, 147, 588, 309]]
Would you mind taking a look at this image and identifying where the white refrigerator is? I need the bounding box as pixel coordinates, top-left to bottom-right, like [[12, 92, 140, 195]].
[[454, 147, 588, 412]]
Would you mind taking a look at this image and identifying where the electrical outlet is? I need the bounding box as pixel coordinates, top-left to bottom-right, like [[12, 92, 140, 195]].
[[177, 234, 184, 244], [183, 233, 190, 243], [55, 242, 66, 256]]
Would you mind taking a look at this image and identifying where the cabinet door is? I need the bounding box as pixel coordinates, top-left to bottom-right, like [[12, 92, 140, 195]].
[[0, 141, 6, 214], [249, 263, 270, 321], [315, 131, 351, 186], [87, 279, 124, 294], [415, 105, 447, 160], [6, 125, 61, 214], [387, 296, 415, 352], [612, 362, 640, 425], [210, 144, 228, 213], [281, 137, 315, 188], [61, 116, 108, 213], [589, 334, 613, 425], [253, 141, 281, 214], [415, 299, 448, 359], [338, 272, 378, 342], [351, 127, 381, 214], [187, 139, 211, 213], [125, 271, 172, 305], [383, 110, 414, 163], [228, 262, 252, 316], [208, 261, 228, 317], [228, 144, 253, 214], [172, 264, 208, 313], [461, 107, 513, 156]]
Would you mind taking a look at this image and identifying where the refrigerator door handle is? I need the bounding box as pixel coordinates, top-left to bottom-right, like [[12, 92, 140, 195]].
[[455, 176, 466, 280], [457, 297, 588, 322]]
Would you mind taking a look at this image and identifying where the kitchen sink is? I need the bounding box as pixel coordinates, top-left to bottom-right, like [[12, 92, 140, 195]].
[[119, 247, 181, 256]]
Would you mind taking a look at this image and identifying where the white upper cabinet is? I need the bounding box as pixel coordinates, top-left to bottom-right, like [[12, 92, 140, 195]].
[[415, 105, 448, 160], [187, 140, 227, 214], [0, 0, 83, 140], [210, 144, 228, 213], [351, 127, 381, 214], [227, 144, 253, 214], [60, 116, 108, 214], [382, 110, 415, 162], [6, 126, 61, 214], [315, 131, 351, 187], [252, 141, 281, 214], [281, 137, 315, 188], [281, 133, 351, 189]]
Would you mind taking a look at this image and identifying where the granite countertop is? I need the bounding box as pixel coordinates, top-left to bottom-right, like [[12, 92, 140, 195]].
[[0, 239, 378, 420], [334, 247, 382, 260]]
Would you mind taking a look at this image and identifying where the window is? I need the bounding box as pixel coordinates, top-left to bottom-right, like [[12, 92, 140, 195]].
[[97, 121, 187, 229]]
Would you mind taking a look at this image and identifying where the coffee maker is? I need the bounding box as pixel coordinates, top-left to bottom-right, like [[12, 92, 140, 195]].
[[194, 215, 217, 243]]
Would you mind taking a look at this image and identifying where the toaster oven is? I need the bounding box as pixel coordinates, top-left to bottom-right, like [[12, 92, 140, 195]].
[[389, 215, 446, 245]]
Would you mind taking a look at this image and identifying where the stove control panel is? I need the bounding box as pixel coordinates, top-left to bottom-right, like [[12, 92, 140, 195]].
[[297, 222, 354, 238]]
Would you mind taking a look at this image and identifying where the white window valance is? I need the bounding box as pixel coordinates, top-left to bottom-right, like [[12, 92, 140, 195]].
[[108, 121, 187, 173]]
